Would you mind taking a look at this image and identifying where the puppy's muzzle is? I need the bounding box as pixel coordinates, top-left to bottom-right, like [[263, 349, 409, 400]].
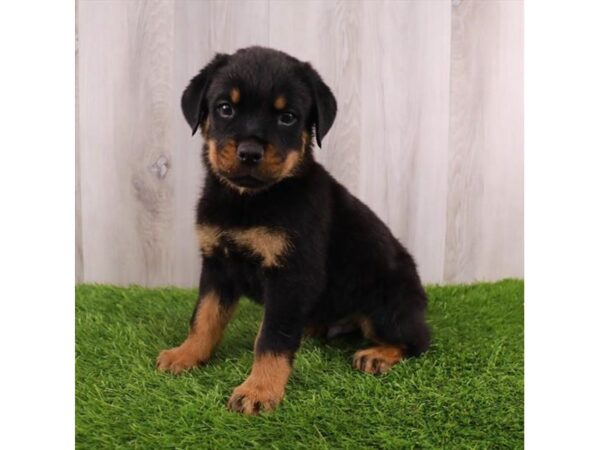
[[237, 140, 264, 166]]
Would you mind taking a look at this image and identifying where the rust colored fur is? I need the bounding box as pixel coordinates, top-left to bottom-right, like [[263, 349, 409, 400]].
[[227, 353, 292, 414], [352, 346, 405, 375], [196, 224, 291, 267], [156, 291, 235, 374]]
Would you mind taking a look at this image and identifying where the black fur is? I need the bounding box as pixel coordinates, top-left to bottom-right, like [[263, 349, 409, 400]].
[[184, 46, 430, 367]]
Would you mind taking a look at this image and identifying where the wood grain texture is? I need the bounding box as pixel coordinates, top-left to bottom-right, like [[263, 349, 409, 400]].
[[444, 0, 524, 282], [75, 0, 84, 283], [78, 0, 177, 286], [359, 0, 451, 283], [170, 1, 210, 288], [208, 0, 270, 53], [76, 0, 523, 286]]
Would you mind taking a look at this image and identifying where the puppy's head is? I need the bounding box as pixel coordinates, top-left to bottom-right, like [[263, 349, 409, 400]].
[[181, 47, 337, 192]]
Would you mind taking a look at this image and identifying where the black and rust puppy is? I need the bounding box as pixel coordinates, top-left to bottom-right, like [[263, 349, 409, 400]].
[[157, 47, 430, 415]]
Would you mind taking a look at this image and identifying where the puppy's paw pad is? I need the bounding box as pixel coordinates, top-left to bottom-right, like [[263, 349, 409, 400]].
[[352, 346, 404, 375], [156, 345, 202, 374], [227, 384, 282, 415]]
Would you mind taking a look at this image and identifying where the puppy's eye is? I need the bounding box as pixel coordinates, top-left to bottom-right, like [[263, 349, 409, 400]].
[[278, 112, 297, 126], [216, 102, 234, 118]]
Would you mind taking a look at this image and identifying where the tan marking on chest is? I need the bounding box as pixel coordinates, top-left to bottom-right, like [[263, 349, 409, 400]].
[[196, 224, 222, 256], [228, 227, 291, 267], [196, 224, 291, 267]]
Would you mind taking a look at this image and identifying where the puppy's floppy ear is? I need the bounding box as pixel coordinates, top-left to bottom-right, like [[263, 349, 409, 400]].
[[181, 53, 230, 135], [302, 63, 337, 148]]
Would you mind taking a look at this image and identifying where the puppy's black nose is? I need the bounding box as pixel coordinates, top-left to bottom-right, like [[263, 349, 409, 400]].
[[236, 141, 264, 165]]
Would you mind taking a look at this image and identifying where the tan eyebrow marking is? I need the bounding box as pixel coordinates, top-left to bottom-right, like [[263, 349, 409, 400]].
[[230, 87, 240, 104], [274, 96, 286, 110]]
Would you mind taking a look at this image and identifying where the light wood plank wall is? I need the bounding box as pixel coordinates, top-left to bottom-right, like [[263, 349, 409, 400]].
[[76, 0, 523, 287]]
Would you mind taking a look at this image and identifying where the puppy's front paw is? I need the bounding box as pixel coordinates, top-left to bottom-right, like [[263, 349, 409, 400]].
[[227, 380, 284, 415], [156, 342, 204, 374]]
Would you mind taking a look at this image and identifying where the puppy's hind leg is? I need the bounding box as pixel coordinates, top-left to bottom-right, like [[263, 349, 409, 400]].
[[353, 290, 430, 375]]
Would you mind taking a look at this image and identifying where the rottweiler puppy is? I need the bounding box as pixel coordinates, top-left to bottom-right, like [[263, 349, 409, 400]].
[[157, 46, 430, 415]]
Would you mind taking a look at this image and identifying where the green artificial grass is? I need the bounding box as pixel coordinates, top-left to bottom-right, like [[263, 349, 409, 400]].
[[76, 280, 523, 449]]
